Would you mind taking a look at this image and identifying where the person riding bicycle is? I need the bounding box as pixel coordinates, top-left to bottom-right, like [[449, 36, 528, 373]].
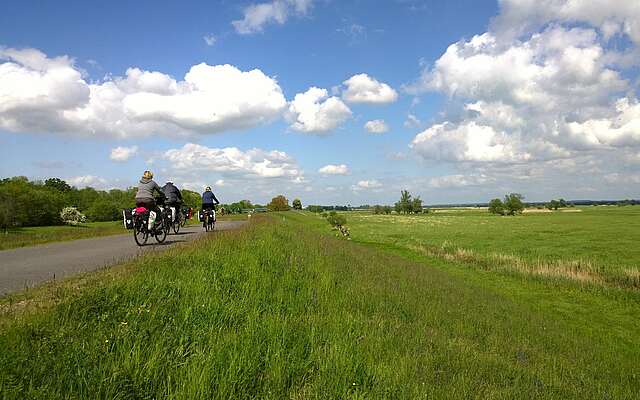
[[162, 180, 183, 223], [135, 171, 165, 229], [201, 186, 220, 225]]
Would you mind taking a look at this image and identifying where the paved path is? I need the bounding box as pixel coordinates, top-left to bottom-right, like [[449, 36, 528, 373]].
[[0, 221, 245, 296]]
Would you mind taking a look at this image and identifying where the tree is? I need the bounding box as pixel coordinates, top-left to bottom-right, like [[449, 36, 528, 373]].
[[488, 198, 505, 215], [326, 211, 347, 227], [395, 190, 414, 214], [547, 199, 560, 210], [373, 205, 384, 214], [411, 196, 423, 213], [383, 205, 392, 214], [268, 195, 290, 211], [504, 193, 525, 215], [85, 200, 120, 222], [292, 198, 302, 210], [44, 178, 71, 192]]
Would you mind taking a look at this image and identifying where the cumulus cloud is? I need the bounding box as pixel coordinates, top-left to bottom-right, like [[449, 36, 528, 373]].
[[232, 0, 313, 34], [429, 174, 493, 189], [287, 87, 351, 133], [0, 47, 287, 138], [318, 164, 349, 175], [342, 73, 398, 104], [407, 20, 638, 164], [164, 143, 303, 181], [355, 179, 382, 189], [110, 145, 138, 162], [66, 175, 108, 189], [364, 119, 389, 134]]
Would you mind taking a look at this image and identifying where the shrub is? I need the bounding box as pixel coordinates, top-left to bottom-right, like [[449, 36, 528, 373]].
[[326, 211, 347, 228], [60, 207, 86, 226], [292, 199, 302, 210], [488, 198, 505, 215], [268, 195, 290, 211], [85, 200, 120, 222]]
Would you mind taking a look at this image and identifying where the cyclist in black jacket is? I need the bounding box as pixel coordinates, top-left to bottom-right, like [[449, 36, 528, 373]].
[[162, 181, 183, 223]]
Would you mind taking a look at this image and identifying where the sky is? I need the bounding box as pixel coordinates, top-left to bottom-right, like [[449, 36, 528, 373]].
[[1, 0, 639, 205]]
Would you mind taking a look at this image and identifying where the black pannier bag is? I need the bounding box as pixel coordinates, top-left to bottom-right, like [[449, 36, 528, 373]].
[[123, 208, 134, 229]]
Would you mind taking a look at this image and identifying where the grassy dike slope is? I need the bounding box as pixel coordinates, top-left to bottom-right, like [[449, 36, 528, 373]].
[[1, 215, 638, 399]]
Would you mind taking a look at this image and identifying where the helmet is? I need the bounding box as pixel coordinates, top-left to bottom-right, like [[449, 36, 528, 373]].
[[143, 170, 153, 179], [205, 186, 211, 191], [166, 180, 173, 185]]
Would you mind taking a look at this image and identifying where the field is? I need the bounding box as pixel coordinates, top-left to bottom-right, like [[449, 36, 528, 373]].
[[0, 210, 639, 398], [344, 207, 640, 289]]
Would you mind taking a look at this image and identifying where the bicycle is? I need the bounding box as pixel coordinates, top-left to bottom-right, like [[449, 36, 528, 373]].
[[133, 207, 167, 246], [202, 208, 215, 232]]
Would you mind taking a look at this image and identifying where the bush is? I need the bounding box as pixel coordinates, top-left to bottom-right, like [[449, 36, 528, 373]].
[[326, 211, 347, 228], [85, 200, 120, 222], [488, 198, 505, 215], [60, 207, 86, 226], [292, 199, 302, 210], [268, 195, 290, 211]]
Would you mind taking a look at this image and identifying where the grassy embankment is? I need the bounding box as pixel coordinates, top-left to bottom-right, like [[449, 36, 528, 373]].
[[0, 221, 124, 251], [1, 212, 638, 398]]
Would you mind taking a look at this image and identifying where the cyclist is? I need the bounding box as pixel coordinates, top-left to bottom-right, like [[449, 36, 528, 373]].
[[135, 170, 165, 229], [162, 180, 183, 223], [201, 186, 220, 226]]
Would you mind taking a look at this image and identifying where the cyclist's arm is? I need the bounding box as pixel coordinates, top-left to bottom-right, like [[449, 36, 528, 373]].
[[212, 193, 220, 205]]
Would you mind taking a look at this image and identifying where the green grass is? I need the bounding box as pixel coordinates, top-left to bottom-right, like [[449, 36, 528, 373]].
[[1, 215, 638, 398], [338, 207, 640, 289], [0, 221, 125, 251]]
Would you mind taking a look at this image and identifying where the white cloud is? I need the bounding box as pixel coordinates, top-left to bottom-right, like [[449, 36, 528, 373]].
[[164, 143, 303, 181], [493, 0, 640, 44], [342, 73, 398, 104], [215, 179, 226, 186], [318, 164, 349, 175], [203, 34, 216, 46], [66, 175, 108, 189], [356, 179, 382, 189], [364, 119, 389, 134], [429, 174, 493, 189], [232, 0, 313, 34], [287, 87, 351, 134], [0, 47, 287, 138], [407, 23, 638, 163], [110, 145, 138, 162]]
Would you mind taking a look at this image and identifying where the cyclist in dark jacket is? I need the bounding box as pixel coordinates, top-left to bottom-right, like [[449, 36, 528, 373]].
[[201, 186, 219, 225], [162, 181, 183, 222], [201, 186, 220, 210]]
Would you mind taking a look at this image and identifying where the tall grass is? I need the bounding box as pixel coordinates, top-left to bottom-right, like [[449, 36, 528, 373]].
[[1, 216, 638, 398], [0, 221, 125, 251]]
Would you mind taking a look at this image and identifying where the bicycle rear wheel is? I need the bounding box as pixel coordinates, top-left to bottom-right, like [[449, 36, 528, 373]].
[[133, 218, 148, 246], [155, 218, 168, 243]]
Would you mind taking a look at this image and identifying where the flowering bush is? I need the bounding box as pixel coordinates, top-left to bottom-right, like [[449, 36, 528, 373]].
[[60, 207, 86, 226]]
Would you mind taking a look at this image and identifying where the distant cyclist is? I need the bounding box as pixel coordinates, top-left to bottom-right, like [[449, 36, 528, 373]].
[[135, 170, 165, 229], [162, 180, 183, 223], [201, 186, 220, 223]]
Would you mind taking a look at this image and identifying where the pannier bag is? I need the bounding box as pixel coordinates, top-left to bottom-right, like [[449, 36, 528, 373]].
[[123, 208, 134, 230]]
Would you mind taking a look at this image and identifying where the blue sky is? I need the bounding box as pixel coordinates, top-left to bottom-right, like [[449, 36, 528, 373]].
[[1, 0, 639, 205]]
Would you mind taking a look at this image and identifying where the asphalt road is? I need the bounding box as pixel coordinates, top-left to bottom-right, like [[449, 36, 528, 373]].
[[0, 221, 245, 296]]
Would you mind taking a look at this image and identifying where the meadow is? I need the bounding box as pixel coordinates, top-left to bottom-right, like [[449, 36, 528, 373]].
[[1, 211, 638, 399], [343, 206, 640, 290]]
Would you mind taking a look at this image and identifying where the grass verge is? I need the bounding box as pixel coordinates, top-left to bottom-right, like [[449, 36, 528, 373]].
[[0, 221, 125, 251]]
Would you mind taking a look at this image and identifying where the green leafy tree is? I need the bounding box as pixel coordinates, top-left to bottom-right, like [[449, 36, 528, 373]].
[[292, 198, 302, 210], [373, 205, 384, 214], [547, 199, 560, 210], [411, 197, 423, 213], [44, 178, 71, 192], [85, 200, 121, 222], [268, 195, 290, 211], [383, 205, 392, 214], [504, 193, 525, 215], [395, 190, 413, 214], [488, 198, 505, 215], [326, 211, 347, 227]]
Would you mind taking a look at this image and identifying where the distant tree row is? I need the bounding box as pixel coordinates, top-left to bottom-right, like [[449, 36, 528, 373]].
[[0, 176, 201, 229], [488, 193, 525, 215]]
